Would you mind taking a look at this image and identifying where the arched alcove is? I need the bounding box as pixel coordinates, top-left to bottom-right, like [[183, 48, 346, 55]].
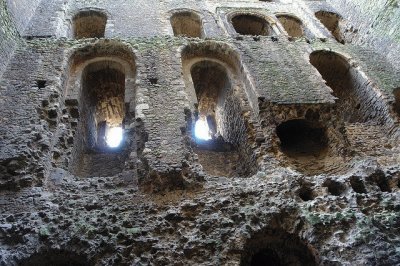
[[181, 43, 257, 177], [171, 11, 203, 38], [277, 119, 328, 157], [81, 61, 125, 150], [240, 229, 318, 266], [315, 11, 344, 43], [63, 41, 137, 178], [191, 61, 230, 139], [231, 14, 272, 36], [19, 250, 91, 266], [276, 14, 304, 38], [72, 10, 107, 39], [310, 51, 371, 123], [309, 50, 398, 163]]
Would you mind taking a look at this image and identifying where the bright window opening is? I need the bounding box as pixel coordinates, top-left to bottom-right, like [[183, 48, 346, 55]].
[[194, 118, 211, 140], [106, 127, 123, 148]]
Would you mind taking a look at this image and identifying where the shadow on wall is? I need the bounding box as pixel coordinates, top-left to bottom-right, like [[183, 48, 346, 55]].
[[231, 14, 273, 36], [18, 250, 92, 266], [240, 228, 319, 266], [394, 88, 400, 117]]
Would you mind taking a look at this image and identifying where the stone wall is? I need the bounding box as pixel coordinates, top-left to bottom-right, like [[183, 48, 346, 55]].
[[0, 0, 19, 77], [0, 0, 400, 265], [326, 0, 400, 69], [5, 0, 41, 34]]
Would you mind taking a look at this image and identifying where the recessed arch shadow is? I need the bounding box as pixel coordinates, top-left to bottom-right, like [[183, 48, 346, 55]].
[[181, 42, 258, 177], [231, 14, 273, 36], [61, 41, 138, 178], [170, 10, 203, 38], [276, 14, 304, 38], [315, 11, 344, 43], [72, 10, 107, 39], [240, 229, 319, 266]]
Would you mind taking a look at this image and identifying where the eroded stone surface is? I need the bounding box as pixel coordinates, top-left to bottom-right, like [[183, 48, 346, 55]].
[[0, 0, 399, 265]]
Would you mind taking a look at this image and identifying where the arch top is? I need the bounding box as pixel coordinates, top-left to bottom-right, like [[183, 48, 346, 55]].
[[168, 8, 203, 17], [67, 40, 137, 74], [310, 49, 353, 64], [227, 10, 276, 26], [180, 41, 242, 72], [71, 8, 108, 20], [71, 9, 108, 39], [275, 13, 303, 23]]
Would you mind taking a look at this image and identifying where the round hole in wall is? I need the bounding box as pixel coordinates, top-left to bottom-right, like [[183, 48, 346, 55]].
[[276, 119, 328, 157], [250, 249, 281, 266]]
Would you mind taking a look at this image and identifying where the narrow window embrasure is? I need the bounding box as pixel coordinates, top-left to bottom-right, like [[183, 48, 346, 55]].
[[191, 61, 229, 142], [73, 11, 107, 39], [187, 60, 253, 177], [81, 61, 125, 150], [276, 15, 304, 38], [310, 51, 371, 123], [315, 11, 344, 43], [231, 14, 272, 36], [72, 60, 131, 177], [171, 11, 202, 38]]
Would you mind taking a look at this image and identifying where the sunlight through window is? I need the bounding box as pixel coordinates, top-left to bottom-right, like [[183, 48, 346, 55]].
[[194, 119, 211, 140], [106, 127, 123, 148]]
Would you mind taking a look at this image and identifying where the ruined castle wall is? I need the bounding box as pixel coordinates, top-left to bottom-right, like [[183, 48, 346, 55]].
[[327, 0, 400, 69], [5, 0, 41, 34], [0, 0, 400, 265], [0, 0, 20, 77]]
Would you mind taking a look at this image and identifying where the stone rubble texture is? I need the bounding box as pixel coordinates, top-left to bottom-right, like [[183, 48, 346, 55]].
[[0, 0, 399, 265]]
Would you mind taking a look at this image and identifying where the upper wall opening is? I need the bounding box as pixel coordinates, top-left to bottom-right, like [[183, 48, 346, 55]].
[[231, 14, 272, 36], [315, 11, 344, 43], [276, 14, 304, 38], [73, 10, 107, 39], [171, 11, 203, 38]]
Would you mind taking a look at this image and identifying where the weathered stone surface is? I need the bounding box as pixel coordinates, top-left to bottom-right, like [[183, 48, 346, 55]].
[[0, 0, 399, 265]]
